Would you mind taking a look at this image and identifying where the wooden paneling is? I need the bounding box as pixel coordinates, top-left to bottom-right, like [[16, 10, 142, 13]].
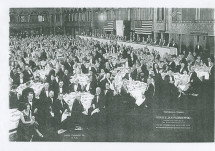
[[182, 8, 196, 21], [200, 8, 214, 21]]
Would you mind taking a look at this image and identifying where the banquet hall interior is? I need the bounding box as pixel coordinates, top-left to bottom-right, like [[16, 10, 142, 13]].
[[9, 8, 214, 142]]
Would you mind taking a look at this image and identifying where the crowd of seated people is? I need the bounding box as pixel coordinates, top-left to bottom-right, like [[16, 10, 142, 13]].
[[9, 34, 214, 141]]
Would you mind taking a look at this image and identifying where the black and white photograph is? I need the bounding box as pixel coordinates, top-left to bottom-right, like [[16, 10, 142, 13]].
[[1, 0, 215, 149]]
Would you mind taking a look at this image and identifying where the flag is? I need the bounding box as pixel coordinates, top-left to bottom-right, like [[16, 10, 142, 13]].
[[135, 20, 153, 35], [104, 21, 115, 31]]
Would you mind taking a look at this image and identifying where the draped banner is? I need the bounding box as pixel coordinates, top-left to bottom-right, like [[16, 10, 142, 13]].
[[116, 20, 124, 37]]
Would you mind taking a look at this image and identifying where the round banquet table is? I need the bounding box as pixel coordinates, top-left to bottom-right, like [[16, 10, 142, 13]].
[[16, 82, 44, 99], [61, 92, 94, 122]]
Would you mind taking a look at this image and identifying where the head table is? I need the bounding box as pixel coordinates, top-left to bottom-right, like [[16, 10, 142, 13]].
[[78, 35, 178, 59]]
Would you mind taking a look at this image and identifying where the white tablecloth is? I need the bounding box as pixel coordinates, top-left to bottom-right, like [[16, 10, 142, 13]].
[[34, 69, 50, 80], [194, 66, 210, 80], [63, 92, 94, 112], [16, 82, 44, 98], [112, 67, 147, 106], [125, 80, 147, 106], [69, 74, 89, 86], [61, 92, 94, 121], [9, 109, 21, 131]]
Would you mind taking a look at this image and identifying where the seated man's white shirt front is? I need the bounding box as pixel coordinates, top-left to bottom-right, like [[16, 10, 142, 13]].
[[60, 87, 63, 93], [46, 90, 49, 97], [20, 78, 23, 84], [74, 84, 78, 91], [86, 83, 90, 91]]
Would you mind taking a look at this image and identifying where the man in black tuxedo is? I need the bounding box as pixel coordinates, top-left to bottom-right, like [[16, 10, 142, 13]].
[[103, 82, 114, 111], [21, 81, 35, 102], [47, 64, 56, 79], [39, 49, 47, 61], [172, 40, 178, 49], [63, 58, 74, 74], [122, 48, 128, 59], [25, 92, 39, 115], [100, 72, 112, 91], [82, 76, 97, 95], [128, 51, 137, 67], [29, 57, 37, 72], [88, 87, 106, 132], [94, 49, 103, 61], [68, 79, 82, 93], [37, 82, 51, 132], [130, 65, 138, 80], [168, 57, 176, 72], [54, 93, 69, 128], [81, 60, 89, 74], [141, 62, 148, 75], [144, 78, 155, 108], [103, 82, 114, 140], [209, 66, 214, 82], [62, 70, 70, 90], [56, 65, 65, 80], [55, 81, 67, 98], [206, 57, 214, 67], [186, 67, 202, 95], [89, 70, 97, 82], [39, 82, 50, 100], [13, 71, 24, 87], [23, 65, 33, 83], [45, 90, 56, 112], [48, 75, 58, 93], [44, 90, 58, 141], [195, 43, 203, 56], [162, 40, 167, 46]]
